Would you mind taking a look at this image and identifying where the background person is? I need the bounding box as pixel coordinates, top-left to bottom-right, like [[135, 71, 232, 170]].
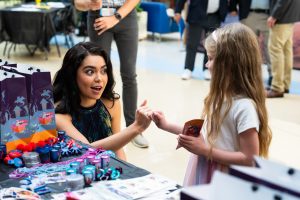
[[174, 0, 227, 80], [229, 0, 272, 86], [74, 0, 149, 148], [266, 0, 300, 98]]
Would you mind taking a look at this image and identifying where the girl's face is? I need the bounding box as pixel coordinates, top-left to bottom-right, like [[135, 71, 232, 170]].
[[205, 52, 214, 74], [76, 55, 108, 107]]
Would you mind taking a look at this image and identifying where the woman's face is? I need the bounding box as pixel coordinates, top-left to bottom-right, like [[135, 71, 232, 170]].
[[76, 55, 108, 107]]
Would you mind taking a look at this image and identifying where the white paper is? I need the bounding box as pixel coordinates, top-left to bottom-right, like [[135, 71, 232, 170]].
[[47, 2, 65, 8], [95, 174, 178, 199], [52, 174, 179, 200], [11, 7, 40, 12]]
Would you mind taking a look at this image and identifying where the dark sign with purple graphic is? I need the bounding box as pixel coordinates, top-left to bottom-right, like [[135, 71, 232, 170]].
[[0, 64, 57, 152]]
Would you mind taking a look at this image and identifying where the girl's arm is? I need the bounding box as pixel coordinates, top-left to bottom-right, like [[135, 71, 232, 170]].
[[151, 111, 183, 135], [102, 98, 127, 161], [179, 128, 259, 166]]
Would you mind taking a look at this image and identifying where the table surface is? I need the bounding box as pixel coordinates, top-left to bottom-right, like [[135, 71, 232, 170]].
[[0, 154, 150, 199], [0, 138, 150, 198]]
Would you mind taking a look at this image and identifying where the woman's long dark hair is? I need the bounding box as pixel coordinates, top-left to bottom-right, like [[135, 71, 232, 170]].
[[53, 42, 119, 115]]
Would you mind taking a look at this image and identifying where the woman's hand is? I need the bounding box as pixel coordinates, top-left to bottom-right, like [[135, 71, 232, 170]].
[[94, 16, 119, 35], [178, 133, 208, 155], [134, 100, 152, 133]]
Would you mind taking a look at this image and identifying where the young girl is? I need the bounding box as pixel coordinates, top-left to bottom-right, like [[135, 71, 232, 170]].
[[151, 23, 272, 186], [53, 42, 151, 161]]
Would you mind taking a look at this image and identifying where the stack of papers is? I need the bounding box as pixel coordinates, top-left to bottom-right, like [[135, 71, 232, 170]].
[[52, 174, 181, 200], [11, 6, 40, 12], [46, 2, 65, 8]]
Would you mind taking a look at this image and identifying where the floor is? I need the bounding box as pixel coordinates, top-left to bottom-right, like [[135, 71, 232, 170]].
[[1, 32, 300, 185]]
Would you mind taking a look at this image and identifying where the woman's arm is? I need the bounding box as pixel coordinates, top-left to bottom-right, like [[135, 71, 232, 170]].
[[74, 0, 102, 11], [102, 98, 127, 161], [91, 100, 151, 151], [56, 100, 151, 153], [55, 112, 133, 157], [178, 128, 259, 166], [55, 113, 90, 144], [90, 121, 141, 150]]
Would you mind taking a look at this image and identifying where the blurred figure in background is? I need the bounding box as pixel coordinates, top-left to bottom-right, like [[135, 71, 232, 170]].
[[229, 0, 272, 86], [74, 0, 149, 147], [266, 0, 300, 98], [174, 0, 227, 80]]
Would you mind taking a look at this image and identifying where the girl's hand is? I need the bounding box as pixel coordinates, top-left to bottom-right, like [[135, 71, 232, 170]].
[[178, 133, 207, 155], [151, 111, 169, 130], [94, 16, 119, 35]]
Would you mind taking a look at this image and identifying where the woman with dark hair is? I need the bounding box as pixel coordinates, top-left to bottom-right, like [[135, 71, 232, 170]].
[[53, 42, 151, 161]]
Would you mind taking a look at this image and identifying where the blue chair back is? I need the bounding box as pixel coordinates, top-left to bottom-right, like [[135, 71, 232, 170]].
[[140, 2, 184, 35]]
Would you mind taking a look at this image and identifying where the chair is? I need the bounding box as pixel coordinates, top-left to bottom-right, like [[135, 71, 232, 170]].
[[140, 2, 185, 40], [52, 4, 76, 48]]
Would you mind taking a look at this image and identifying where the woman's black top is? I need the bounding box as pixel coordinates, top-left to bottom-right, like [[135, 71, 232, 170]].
[[72, 100, 112, 143]]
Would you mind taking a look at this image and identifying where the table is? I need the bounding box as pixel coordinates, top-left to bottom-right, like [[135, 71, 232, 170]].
[[0, 157, 150, 183], [0, 151, 150, 199], [0, 135, 150, 198], [0, 3, 73, 59]]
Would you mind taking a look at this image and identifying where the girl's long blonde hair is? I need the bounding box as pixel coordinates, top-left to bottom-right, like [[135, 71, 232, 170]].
[[203, 23, 272, 157]]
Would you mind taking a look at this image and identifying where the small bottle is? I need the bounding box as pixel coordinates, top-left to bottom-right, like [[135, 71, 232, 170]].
[[0, 144, 7, 161], [57, 130, 66, 141]]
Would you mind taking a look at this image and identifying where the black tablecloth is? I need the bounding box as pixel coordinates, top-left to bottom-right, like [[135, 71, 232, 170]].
[[0, 154, 150, 199], [0, 138, 150, 199], [0, 156, 150, 183], [0, 3, 74, 58]]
